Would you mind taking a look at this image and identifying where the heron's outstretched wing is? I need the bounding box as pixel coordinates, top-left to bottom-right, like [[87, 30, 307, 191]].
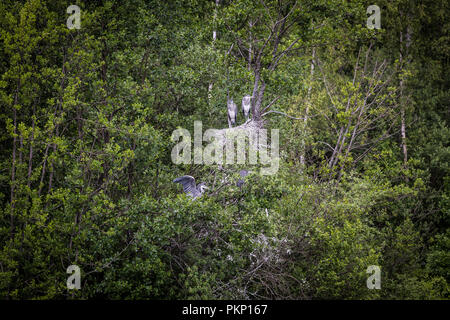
[[173, 175, 197, 196], [237, 170, 250, 188]]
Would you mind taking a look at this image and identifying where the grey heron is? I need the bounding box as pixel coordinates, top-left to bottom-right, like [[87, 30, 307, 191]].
[[227, 98, 237, 128], [242, 95, 251, 121], [173, 175, 209, 199]]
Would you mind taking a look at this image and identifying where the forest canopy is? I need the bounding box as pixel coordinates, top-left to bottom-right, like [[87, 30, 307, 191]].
[[0, 0, 448, 299]]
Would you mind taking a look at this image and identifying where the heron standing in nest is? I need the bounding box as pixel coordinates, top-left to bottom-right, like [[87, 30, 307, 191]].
[[242, 95, 252, 122], [227, 98, 237, 128]]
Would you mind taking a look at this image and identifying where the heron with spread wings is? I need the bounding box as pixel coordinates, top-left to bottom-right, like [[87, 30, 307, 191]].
[[173, 175, 209, 199], [236, 169, 250, 189]]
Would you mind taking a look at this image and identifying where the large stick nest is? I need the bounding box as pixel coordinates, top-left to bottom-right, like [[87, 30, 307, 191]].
[[210, 119, 268, 151]]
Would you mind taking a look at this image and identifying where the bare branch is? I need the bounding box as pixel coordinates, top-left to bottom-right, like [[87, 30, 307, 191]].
[[261, 96, 280, 113], [261, 110, 307, 120], [315, 56, 337, 112], [269, 36, 303, 70]]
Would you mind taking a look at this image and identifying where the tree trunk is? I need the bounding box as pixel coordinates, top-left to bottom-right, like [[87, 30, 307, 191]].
[[251, 67, 265, 121], [248, 19, 253, 71], [10, 78, 21, 239], [10, 105, 17, 239], [208, 0, 220, 102], [300, 48, 315, 166], [399, 27, 411, 167], [27, 109, 36, 188]]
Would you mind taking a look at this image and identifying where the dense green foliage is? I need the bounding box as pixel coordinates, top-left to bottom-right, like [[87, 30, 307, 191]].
[[0, 0, 448, 299]]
